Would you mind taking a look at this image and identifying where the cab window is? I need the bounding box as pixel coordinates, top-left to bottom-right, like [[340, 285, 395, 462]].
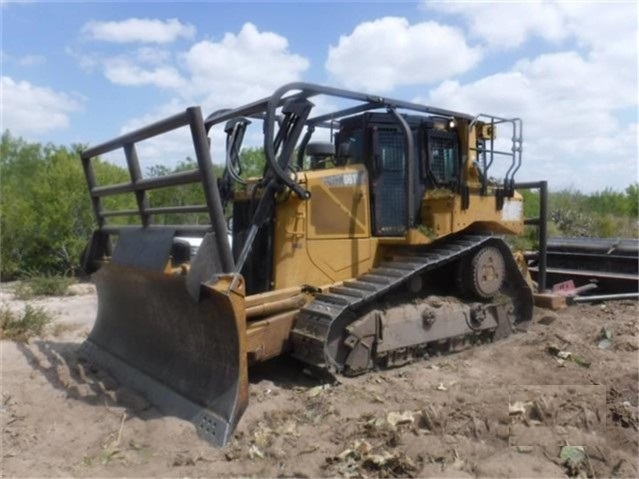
[[338, 128, 363, 164], [428, 133, 459, 184]]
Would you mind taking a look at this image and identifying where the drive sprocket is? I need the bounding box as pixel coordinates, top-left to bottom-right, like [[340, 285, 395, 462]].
[[466, 246, 506, 299]]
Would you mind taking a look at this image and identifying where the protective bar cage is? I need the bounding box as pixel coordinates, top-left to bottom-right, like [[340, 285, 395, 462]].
[[469, 114, 524, 196], [80, 106, 234, 273], [202, 84, 526, 213], [81, 82, 527, 273]]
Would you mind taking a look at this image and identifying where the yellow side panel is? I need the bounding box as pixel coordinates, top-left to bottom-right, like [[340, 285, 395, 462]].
[[422, 190, 524, 240], [306, 238, 375, 281], [271, 193, 319, 289], [306, 165, 370, 239], [272, 221, 377, 290], [272, 165, 377, 289]]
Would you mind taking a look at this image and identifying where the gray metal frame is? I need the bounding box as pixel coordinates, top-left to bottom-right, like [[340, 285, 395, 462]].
[[81, 82, 526, 276], [469, 113, 524, 196], [81, 106, 233, 272], [515, 180, 548, 292], [203, 82, 474, 202]]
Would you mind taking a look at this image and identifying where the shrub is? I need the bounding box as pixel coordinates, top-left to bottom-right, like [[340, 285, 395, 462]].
[[12, 282, 34, 300], [0, 304, 52, 341], [0, 131, 134, 279], [13, 275, 76, 300], [549, 209, 595, 237]]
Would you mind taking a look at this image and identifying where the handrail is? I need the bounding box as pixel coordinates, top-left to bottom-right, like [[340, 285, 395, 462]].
[[468, 113, 523, 196]]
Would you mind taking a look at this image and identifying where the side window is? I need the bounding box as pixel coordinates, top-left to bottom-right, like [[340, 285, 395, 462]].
[[378, 128, 405, 172], [428, 133, 459, 184], [338, 128, 363, 164]]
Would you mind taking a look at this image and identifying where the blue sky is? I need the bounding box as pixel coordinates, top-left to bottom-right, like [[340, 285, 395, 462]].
[[2, 1, 637, 192]]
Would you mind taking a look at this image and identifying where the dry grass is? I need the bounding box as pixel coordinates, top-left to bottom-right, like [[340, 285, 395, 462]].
[[13, 275, 76, 300], [0, 304, 52, 341]]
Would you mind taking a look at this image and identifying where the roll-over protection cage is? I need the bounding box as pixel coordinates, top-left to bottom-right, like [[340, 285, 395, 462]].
[[81, 82, 525, 277]]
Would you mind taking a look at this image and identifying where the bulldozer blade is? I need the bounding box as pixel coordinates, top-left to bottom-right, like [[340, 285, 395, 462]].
[[80, 263, 248, 447]]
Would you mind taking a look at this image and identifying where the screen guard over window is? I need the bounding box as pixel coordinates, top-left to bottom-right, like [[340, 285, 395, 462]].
[[427, 132, 460, 187], [370, 127, 407, 236]]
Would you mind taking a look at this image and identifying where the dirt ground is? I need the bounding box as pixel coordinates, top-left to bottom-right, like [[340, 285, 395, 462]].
[[1, 283, 637, 478]]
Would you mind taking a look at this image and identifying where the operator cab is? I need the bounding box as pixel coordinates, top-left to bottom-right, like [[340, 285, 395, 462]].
[[334, 112, 462, 236], [230, 110, 464, 293]]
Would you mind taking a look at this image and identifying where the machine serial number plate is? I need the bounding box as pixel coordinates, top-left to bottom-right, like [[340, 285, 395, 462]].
[[323, 171, 366, 187]]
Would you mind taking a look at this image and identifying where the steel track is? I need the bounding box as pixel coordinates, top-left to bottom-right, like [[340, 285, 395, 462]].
[[291, 234, 533, 373]]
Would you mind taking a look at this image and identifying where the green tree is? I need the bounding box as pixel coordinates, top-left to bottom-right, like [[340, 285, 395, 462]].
[[584, 187, 630, 216], [517, 188, 540, 219], [0, 131, 133, 278], [625, 183, 638, 217], [545, 186, 637, 238], [238, 147, 266, 179], [145, 158, 222, 224]]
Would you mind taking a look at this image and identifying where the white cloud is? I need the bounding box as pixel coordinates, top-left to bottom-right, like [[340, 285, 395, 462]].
[[102, 57, 185, 88], [78, 22, 308, 107], [102, 99, 230, 175], [426, 1, 637, 58], [67, 46, 177, 87], [95, 23, 310, 169], [421, 1, 638, 191], [182, 22, 309, 106], [1, 76, 83, 135], [426, 50, 637, 191], [83, 18, 195, 44], [135, 47, 171, 65], [325, 17, 482, 92], [102, 99, 198, 174], [425, 1, 567, 49]]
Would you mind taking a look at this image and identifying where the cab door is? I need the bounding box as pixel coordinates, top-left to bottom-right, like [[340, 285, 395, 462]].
[[370, 126, 407, 236]]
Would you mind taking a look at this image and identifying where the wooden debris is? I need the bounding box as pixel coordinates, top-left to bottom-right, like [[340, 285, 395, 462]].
[[534, 293, 567, 310]]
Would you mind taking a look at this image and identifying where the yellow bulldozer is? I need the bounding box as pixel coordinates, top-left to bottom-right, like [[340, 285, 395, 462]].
[[79, 82, 533, 447]]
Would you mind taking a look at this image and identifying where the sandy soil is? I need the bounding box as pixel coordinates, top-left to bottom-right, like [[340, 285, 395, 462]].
[[1, 282, 637, 478]]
